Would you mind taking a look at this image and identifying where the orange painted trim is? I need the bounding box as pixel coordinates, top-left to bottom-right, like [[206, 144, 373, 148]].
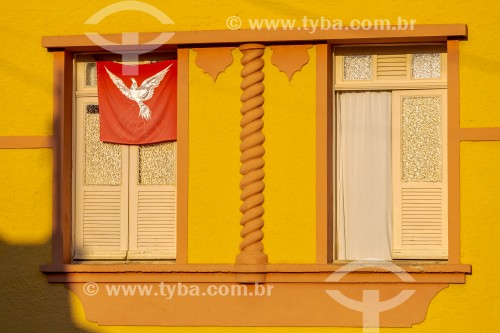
[[315, 44, 333, 264], [176, 48, 189, 264], [459, 128, 500, 141], [40, 263, 471, 274], [48, 271, 467, 284], [43, 262, 471, 285], [447, 39, 460, 264], [0, 136, 53, 148], [41, 25, 467, 51], [66, 282, 448, 327], [236, 43, 268, 268], [52, 51, 73, 265], [269, 44, 312, 81], [193, 47, 235, 82]]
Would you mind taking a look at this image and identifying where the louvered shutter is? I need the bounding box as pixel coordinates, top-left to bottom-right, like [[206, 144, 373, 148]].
[[376, 54, 407, 80], [127, 144, 177, 259], [335, 48, 447, 90], [392, 90, 448, 259], [74, 97, 129, 259]]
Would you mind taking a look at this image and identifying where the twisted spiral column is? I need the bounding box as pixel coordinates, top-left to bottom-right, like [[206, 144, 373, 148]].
[[236, 44, 268, 266]]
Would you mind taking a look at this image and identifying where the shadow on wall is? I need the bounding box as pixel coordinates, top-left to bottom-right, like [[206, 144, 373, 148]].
[[0, 240, 94, 333]]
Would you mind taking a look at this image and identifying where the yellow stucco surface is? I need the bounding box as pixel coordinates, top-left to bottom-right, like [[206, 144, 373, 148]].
[[187, 47, 242, 264], [188, 46, 316, 264], [1, 0, 499, 331]]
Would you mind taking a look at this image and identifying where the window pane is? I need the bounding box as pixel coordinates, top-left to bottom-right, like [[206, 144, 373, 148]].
[[86, 104, 99, 114], [138, 142, 176, 185], [411, 53, 441, 79], [343, 55, 372, 80], [84, 104, 122, 185], [401, 96, 442, 182], [85, 62, 97, 87]]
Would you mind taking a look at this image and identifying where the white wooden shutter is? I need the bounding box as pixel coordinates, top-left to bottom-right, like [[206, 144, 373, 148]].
[[127, 144, 177, 259], [392, 90, 448, 259], [74, 97, 129, 260]]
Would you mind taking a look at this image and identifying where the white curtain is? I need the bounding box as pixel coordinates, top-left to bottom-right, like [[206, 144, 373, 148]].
[[337, 91, 392, 260]]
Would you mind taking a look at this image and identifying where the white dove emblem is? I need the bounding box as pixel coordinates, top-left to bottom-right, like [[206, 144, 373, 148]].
[[105, 63, 173, 120]]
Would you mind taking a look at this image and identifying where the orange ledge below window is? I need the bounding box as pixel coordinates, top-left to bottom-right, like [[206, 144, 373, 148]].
[[40, 263, 471, 281], [40, 263, 470, 327]]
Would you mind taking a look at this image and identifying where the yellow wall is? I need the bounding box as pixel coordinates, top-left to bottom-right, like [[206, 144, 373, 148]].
[[1, 0, 499, 332], [188, 47, 317, 264]]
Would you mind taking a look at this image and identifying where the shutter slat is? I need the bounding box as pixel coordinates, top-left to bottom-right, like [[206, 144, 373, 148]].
[[128, 183, 177, 259], [377, 54, 408, 80], [137, 191, 176, 250], [80, 191, 124, 251], [401, 187, 445, 248]]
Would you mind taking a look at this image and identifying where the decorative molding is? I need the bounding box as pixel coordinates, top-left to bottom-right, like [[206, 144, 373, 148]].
[[193, 47, 235, 82], [52, 50, 73, 264], [270, 45, 313, 81], [41, 25, 468, 52], [459, 128, 500, 141], [0, 136, 53, 148], [175, 48, 190, 264], [54, 263, 470, 327], [447, 39, 461, 264], [236, 44, 268, 270], [315, 44, 333, 264], [41, 263, 472, 276], [66, 280, 451, 327]]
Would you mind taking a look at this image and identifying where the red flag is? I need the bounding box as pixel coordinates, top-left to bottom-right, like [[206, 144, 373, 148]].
[[97, 60, 177, 144]]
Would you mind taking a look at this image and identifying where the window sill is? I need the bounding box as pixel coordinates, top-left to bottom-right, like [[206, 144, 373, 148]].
[[40, 262, 471, 281], [40, 262, 470, 327]]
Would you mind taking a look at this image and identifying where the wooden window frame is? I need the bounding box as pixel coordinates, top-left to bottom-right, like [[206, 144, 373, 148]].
[[316, 39, 464, 265], [330, 46, 450, 260], [48, 49, 189, 265], [73, 56, 179, 261], [40, 26, 475, 328]]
